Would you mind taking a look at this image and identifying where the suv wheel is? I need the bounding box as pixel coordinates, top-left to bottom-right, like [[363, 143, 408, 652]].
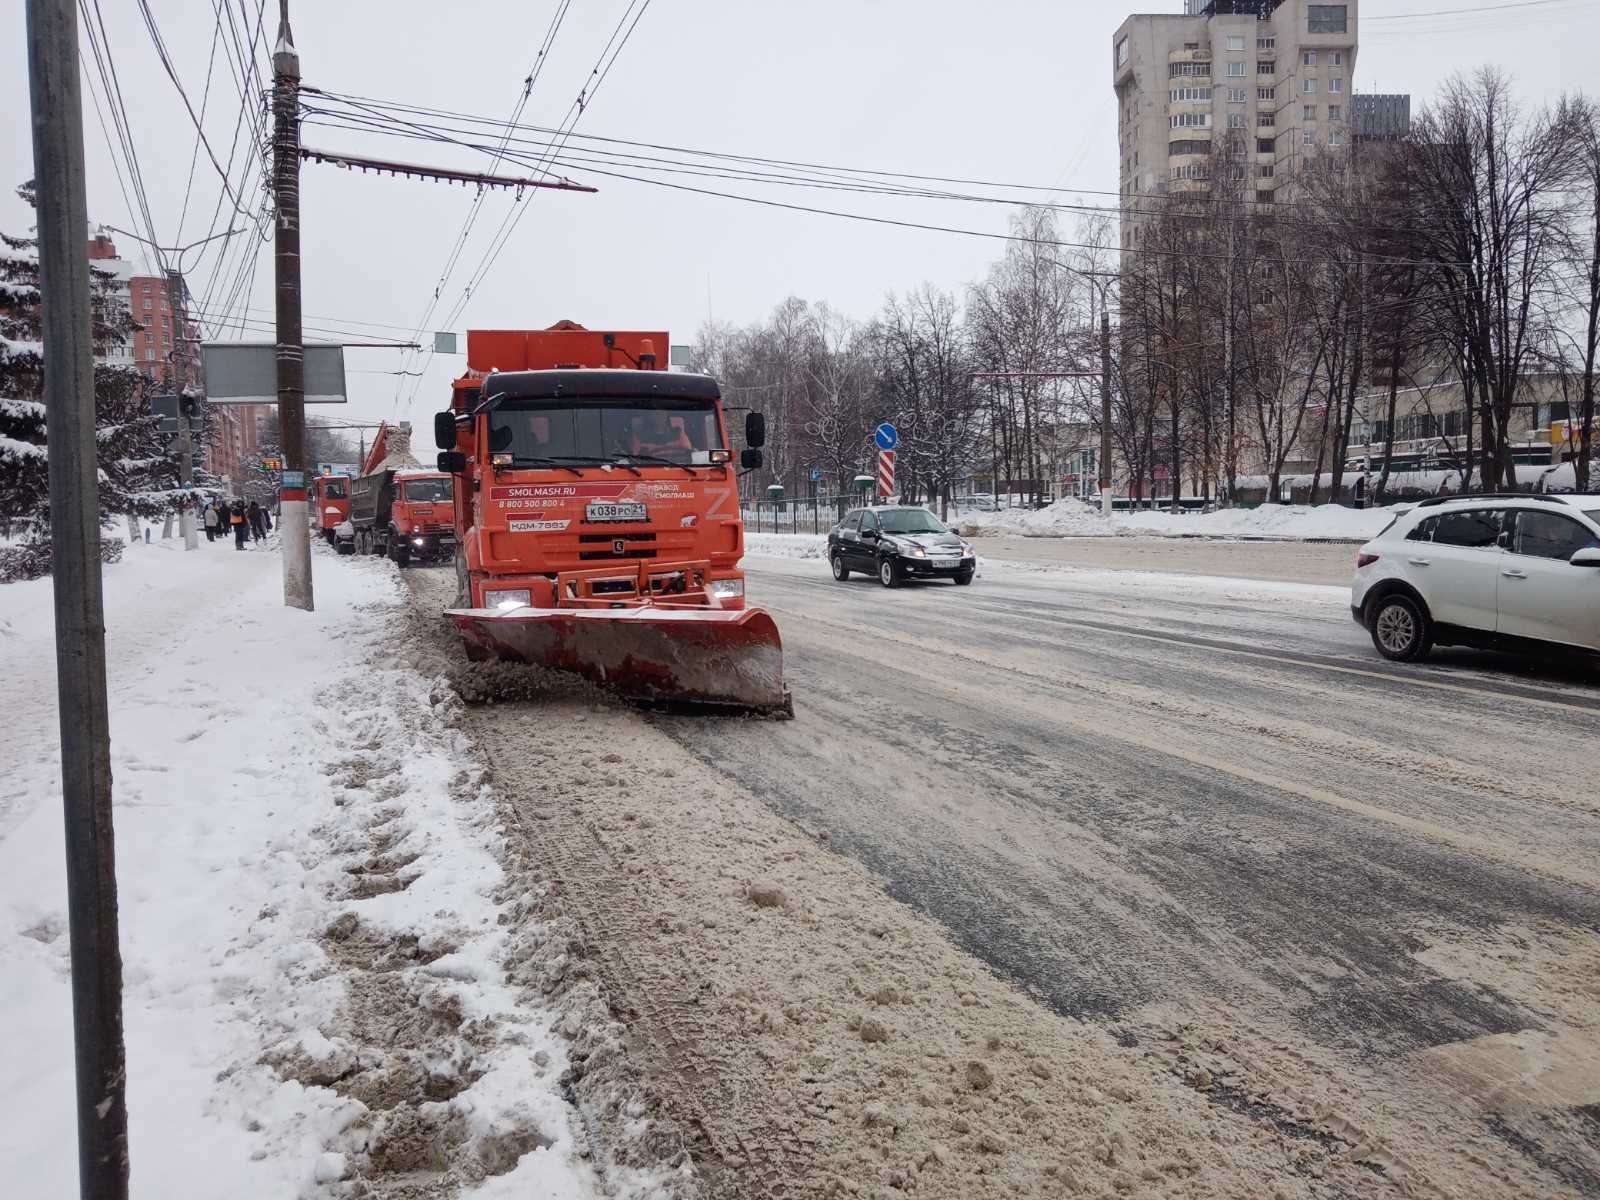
[[1370, 593, 1432, 662], [831, 553, 850, 582], [878, 557, 900, 588]]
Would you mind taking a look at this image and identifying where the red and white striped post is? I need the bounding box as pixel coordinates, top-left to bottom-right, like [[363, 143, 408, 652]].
[[877, 449, 896, 499]]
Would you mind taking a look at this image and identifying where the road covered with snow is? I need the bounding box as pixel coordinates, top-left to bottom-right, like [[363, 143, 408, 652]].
[[644, 549, 1600, 1197]]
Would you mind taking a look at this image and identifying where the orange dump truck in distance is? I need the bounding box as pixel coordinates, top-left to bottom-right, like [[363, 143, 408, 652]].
[[433, 324, 789, 715], [312, 474, 351, 546]]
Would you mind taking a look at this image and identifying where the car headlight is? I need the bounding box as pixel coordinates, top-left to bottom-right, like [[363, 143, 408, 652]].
[[961, 544, 975, 557], [412, 537, 426, 547], [484, 588, 532, 610], [909, 546, 927, 558], [708, 579, 744, 599]]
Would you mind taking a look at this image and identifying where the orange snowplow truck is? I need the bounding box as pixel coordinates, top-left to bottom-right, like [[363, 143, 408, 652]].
[[433, 324, 790, 715], [311, 474, 351, 545]]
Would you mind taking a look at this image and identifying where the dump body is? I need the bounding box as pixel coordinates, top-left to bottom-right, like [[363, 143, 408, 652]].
[[348, 469, 456, 565], [436, 323, 787, 713]]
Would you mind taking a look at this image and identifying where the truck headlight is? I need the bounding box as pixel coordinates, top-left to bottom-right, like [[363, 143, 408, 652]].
[[484, 588, 532, 610], [412, 537, 426, 547], [708, 579, 744, 599]]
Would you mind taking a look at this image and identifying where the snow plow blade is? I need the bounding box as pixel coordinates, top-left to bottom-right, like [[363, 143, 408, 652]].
[[445, 605, 792, 716]]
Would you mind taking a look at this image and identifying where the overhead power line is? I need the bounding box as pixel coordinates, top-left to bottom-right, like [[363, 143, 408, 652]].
[[134, 0, 253, 217], [390, 0, 579, 409], [1365, 0, 1576, 19]]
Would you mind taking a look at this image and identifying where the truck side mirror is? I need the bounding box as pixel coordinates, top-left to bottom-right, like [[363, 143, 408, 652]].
[[437, 451, 466, 473], [740, 447, 764, 470], [434, 411, 458, 450], [745, 412, 766, 449]]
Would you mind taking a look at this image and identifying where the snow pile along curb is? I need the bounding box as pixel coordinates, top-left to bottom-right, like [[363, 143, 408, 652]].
[[0, 543, 599, 1197]]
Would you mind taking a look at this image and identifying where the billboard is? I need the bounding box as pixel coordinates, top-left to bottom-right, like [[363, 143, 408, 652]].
[[200, 342, 348, 405]]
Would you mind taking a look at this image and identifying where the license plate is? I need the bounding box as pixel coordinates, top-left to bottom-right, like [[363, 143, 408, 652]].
[[933, 557, 959, 568], [586, 502, 647, 523]]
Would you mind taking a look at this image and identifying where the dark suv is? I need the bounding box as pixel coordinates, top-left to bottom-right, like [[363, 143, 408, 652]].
[[828, 506, 976, 587]]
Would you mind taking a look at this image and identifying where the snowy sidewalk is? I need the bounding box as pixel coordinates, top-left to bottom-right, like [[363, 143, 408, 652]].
[[0, 540, 597, 1198]]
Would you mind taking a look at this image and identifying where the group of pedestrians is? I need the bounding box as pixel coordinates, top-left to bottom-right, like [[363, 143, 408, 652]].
[[201, 498, 272, 549]]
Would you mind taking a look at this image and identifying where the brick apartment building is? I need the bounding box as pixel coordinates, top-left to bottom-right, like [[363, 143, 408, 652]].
[[87, 229, 265, 486]]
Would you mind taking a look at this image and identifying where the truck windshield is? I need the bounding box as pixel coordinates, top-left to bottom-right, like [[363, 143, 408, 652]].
[[403, 478, 453, 502], [323, 479, 347, 499], [488, 401, 724, 467]]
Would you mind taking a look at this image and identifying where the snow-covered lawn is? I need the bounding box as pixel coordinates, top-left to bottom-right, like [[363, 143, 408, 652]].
[[956, 497, 1397, 541], [0, 538, 596, 1197]]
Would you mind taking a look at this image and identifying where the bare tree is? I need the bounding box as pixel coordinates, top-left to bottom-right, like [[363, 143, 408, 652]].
[[1406, 69, 1579, 491]]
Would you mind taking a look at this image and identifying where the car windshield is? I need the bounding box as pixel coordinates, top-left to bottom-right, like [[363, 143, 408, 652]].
[[879, 510, 948, 535], [323, 479, 347, 499], [488, 400, 725, 466], [403, 478, 453, 503]]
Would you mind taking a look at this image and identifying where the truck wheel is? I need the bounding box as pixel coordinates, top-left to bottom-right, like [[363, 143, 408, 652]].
[[388, 529, 410, 567], [453, 546, 470, 607]]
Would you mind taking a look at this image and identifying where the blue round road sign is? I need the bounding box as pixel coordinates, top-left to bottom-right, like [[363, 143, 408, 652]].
[[874, 422, 899, 451]]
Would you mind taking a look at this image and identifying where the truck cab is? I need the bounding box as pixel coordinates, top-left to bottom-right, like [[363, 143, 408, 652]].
[[348, 469, 457, 566], [434, 326, 765, 612], [311, 474, 351, 545]]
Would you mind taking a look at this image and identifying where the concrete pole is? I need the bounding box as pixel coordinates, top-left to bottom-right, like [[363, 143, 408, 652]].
[[273, 2, 313, 609], [26, 0, 130, 1194], [164, 270, 197, 550], [1100, 307, 1114, 518]]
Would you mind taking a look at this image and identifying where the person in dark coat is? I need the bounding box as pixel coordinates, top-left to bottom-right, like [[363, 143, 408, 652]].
[[247, 500, 265, 542], [231, 499, 250, 549]]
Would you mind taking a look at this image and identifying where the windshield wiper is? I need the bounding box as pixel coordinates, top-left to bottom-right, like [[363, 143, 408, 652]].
[[613, 453, 696, 477], [509, 455, 585, 477]]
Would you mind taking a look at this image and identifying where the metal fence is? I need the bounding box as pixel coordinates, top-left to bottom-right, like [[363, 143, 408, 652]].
[[742, 496, 857, 535]]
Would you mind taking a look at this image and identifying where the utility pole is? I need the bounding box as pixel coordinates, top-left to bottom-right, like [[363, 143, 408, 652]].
[[273, 0, 312, 610], [1100, 307, 1113, 518], [164, 269, 198, 550], [27, 1, 130, 1196]]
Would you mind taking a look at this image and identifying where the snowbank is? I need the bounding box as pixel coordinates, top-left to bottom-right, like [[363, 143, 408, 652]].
[[0, 539, 596, 1196], [958, 497, 1120, 538], [955, 498, 1396, 542], [743, 531, 827, 560], [1121, 503, 1397, 541]]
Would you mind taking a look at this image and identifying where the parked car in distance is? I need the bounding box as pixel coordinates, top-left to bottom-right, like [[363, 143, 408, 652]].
[[828, 506, 976, 587], [1351, 494, 1600, 663]]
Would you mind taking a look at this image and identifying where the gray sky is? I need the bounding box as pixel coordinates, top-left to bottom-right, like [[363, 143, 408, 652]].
[[3, 0, 1598, 434]]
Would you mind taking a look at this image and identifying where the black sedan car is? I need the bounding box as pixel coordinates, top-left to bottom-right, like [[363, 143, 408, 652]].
[[828, 506, 976, 587]]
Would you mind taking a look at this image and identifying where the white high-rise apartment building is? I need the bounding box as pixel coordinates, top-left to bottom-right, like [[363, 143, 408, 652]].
[[1113, 1, 1358, 239]]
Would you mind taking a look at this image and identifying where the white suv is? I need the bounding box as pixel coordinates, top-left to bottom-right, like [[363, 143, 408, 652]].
[[1352, 495, 1600, 662]]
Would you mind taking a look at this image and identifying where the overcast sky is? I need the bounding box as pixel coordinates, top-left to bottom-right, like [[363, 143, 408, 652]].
[[3, 0, 1598, 434]]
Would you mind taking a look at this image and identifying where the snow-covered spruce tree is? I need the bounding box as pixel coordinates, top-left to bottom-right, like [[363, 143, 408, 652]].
[[0, 182, 187, 564]]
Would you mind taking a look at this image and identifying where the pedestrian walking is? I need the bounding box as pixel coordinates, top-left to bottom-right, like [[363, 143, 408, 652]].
[[203, 502, 218, 543], [247, 500, 265, 542], [231, 499, 249, 550], [261, 506, 272, 533]]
